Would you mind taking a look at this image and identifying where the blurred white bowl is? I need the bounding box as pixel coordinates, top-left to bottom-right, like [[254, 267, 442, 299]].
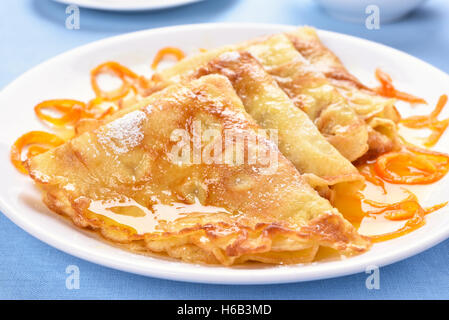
[[315, 0, 428, 23]]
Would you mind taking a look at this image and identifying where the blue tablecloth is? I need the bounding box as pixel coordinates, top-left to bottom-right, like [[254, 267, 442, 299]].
[[1, 0, 449, 299]]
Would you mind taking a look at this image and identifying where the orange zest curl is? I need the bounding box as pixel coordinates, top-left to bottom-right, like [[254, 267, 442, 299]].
[[12, 61, 143, 175], [91, 61, 139, 101], [374, 146, 449, 185], [358, 163, 386, 194], [34, 99, 86, 127], [425, 201, 449, 214], [364, 190, 421, 220], [85, 97, 121, 120], [401, 94, 449, 147], [368, 210, 426, 243], [151, 47, 186, 70], [374, 69, 427, 104], [35, 97, 123, 131], [364, 190, 447, 243], [10, 131, 65, 174], [343, 167, 448, 242]]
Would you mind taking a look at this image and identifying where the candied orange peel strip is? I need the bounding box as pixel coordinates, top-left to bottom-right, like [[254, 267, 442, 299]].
[[355, 152, 449, 242], [151, 47, 185, 70], [364, 190, 420, 220], [11, 131, 65, 174], [368, 212, 426, 243], [401, 94, 449, 147], [366, 196, 447, 243], [374, 146, 449, 185], [358, 185, 447, 242], [91, 61, 139, 101], [358, 163, 387, 194], [34, 99, 86, 127], [374, 69, 427, 104]]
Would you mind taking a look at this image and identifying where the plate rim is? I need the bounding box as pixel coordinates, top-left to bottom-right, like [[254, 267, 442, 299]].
[[51, 0, 206, 11], [2, 22, 449, 284]]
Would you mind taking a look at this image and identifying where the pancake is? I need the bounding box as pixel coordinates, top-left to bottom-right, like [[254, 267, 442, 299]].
[[76, 45, 364, 187], [192, 50, 362, 187], [154, 35, 369, 162], [287, 26, 401, 158], [27, 75, 370, 265], [244, 34, 369, 161]]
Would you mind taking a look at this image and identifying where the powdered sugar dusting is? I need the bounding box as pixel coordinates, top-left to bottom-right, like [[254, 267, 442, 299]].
[[97, 110, 147, 154]]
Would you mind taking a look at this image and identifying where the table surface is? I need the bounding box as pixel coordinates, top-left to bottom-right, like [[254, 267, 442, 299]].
[[1, 0, 449, 300]]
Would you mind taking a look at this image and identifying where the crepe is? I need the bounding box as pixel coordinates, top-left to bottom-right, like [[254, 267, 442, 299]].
[[27, 75, 370, 265], [192, 51, 362, 187], [287, 27, 401, 158], [244, 34, 369, 161], [154, 35, 369, 162]]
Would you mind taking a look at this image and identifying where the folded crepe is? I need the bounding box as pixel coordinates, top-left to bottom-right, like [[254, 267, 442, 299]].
[[153, 34, 369, 162], [27, 75, 370, 265], [191, 50, 362, 187], [244, 34, 369, 162], [287, 26, 401, 158], [80, 43, 364, 188]]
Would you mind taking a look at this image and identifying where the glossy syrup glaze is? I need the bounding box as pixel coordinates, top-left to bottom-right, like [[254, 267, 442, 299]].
[[87, 197, 232, 235]]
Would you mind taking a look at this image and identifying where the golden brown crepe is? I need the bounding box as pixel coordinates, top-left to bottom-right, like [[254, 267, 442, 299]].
[[244, 34, 369, 161], [153, 35, 369, 162], [192, 50, 362, 187], [286, 27, 401, 158], [79, 43, 364, 188], [27, 75, 370, 265]]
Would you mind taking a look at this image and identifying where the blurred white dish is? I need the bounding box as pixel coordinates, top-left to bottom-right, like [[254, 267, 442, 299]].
[[52, 0, 205, 11], [314, 0, 428, 23], [1, 23, 449, 284]]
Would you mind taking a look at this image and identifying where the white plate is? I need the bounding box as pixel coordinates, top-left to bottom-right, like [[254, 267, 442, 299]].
[[1, 23, 449, 284], [52, 0, 205, 11]]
